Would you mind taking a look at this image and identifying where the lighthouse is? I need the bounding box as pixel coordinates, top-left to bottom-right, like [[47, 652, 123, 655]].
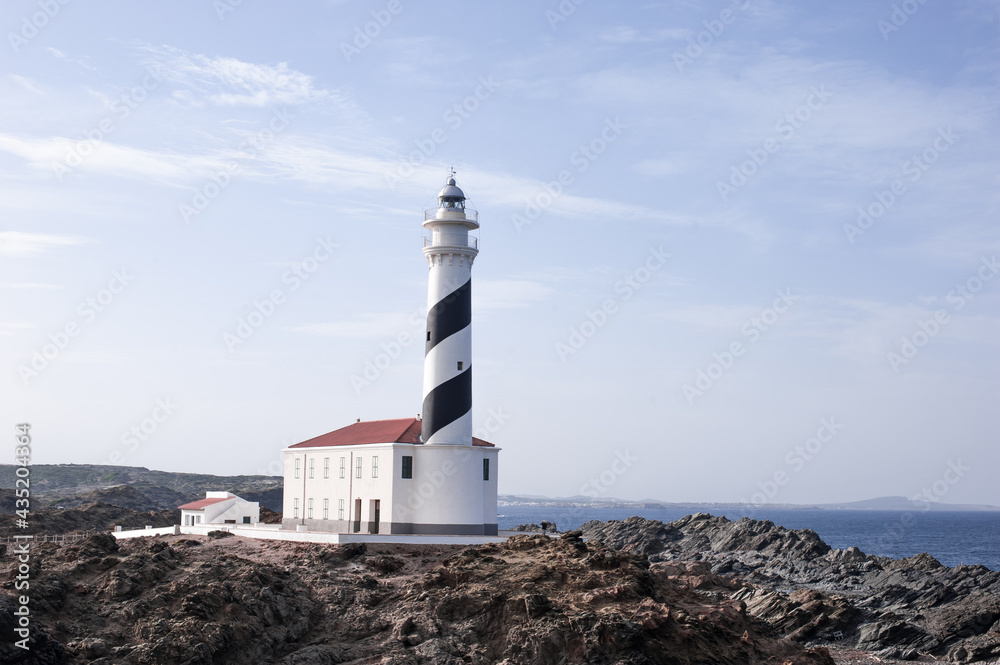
[[421, 172, 479, 445], [281, 172, 498, 537]]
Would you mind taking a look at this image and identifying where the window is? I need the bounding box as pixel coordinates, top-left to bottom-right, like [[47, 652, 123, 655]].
[[308, 458, 315, 479], [323, 498, 329, 520], [293, 498, 299, 518], [339, 457, 346, 479], [457, 361, 463, 371], [323, 457, 330, 479], [426, 331, 431, 341], [401, 455, 413, 479], [307, 498, 313, 519], [356, 457, 363, 478], [338, 498, 344, 520], [294, 458, 300, 479], [483, 458, 490, 481], [242, 516, 251, 524], [372, 456, 378, 478]]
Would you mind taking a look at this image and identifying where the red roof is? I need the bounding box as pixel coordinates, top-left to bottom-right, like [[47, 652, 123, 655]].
[[289, 417, 494, 449], [178, 497, 232, 510]]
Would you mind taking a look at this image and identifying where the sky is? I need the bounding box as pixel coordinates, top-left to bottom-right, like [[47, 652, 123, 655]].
[[2, 0, 998, 506]]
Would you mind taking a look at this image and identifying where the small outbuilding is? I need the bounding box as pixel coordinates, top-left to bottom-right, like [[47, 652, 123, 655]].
[[179, 491, 259, 527]]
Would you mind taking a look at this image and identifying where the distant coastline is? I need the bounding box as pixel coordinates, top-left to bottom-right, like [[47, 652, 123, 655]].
[[2, 464, 995, 513], [498, 493, 1000, 512]]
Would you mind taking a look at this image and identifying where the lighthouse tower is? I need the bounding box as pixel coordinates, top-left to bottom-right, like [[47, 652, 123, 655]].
[[421, 172, 479, 444]]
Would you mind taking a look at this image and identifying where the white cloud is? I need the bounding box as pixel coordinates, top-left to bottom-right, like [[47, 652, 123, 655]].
[[436, 167, 692, 226], [476, 280, 556, 311], [288, 312, 418, 338], [0, 322, 33, 336], [655, 303, 769, 330], [634, 157, 685, 177], [0, 231, 93, 256], [8, 74, 45, 95], [217, 141, 691, 225], [599, 26, 689, 43], [46, 47, 97, 71], [244, 136, 401, 188], [0, 133, 232, 186], [140, 44, 348, 108], [0, 283, 60, 289]]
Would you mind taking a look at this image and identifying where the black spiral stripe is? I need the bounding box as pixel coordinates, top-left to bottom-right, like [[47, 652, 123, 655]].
[[421, 366, 472, 442], [421, 278, 472, 442], [425, 279, 471, 352]]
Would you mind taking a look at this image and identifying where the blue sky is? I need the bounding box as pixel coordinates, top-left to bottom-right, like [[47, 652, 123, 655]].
[[2, 0, 998, 505]]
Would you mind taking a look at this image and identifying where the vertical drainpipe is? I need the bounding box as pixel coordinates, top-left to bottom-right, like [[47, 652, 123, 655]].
[[348, 450, 354, 530], [301, 453, 307, 526]]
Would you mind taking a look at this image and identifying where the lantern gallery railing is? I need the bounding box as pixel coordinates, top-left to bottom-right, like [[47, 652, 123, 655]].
[[423, 234, 479, 249]]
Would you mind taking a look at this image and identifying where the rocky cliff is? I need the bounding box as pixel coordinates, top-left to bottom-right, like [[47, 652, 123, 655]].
[[582, 514, 1000, 663], [1, 530, 834, 665], [0, 464, 283, 511], [0, 502, 179, 540]]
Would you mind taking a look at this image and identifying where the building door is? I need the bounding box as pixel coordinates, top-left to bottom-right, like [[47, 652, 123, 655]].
[[353, 498, 362, 533], [369, 499, 380, 534]]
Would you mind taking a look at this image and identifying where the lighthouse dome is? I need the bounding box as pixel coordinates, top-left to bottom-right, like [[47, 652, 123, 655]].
[[437, 176, 465, 202]]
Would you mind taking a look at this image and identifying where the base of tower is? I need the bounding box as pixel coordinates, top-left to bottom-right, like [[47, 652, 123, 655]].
[[281, 517, 498, 536], [390, 522, 498, 536]]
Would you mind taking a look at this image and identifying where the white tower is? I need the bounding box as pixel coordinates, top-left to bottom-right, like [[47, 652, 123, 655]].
[[421, 172, 479, 444]]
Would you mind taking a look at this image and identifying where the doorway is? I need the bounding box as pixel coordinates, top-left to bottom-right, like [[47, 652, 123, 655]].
[[353, 498, 362, 533], [369, 499, 380, 534]]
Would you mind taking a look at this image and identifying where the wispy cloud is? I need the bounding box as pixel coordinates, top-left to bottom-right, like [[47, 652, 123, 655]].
[[46, 47, 97, 71], [0, 283, 61, 289], [8, 74, 45, 95], [0, 231, 93, 256], [654, 303, 770, 330], [0, 133, 224, 185], [466, 168, 692, 225], [0, 322, 34, 336], [476, 279, 556, 311], [288, 312, 417, 338], [139, 44, 348, 108], [599, 26, 689, 43]]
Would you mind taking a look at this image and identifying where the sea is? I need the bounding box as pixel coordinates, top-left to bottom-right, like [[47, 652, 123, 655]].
[[498, 506, 1000, 571]]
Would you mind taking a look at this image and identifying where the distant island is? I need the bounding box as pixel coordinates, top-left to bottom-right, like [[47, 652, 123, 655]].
[[499, 493, 1000, 512]]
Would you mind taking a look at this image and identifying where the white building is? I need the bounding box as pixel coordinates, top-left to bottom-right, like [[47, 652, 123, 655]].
[[281, 173, 500, 536], [281, 417, 498, 535], [179, 491, 260, 526]]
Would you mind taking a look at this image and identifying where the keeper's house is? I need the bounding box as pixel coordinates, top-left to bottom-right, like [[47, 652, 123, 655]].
[[281, 417, 499, 535], [179, 491, 260, 526]]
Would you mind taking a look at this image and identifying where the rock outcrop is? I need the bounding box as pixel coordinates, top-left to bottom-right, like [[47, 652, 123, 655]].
[[259, 507, 283, 524], [1, 531, 835, 665], [510, 522, 558, 533], [582, 514, 1000, 663]]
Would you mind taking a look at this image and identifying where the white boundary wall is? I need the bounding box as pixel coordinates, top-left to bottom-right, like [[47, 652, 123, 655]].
[[112, 523, 515, 545]]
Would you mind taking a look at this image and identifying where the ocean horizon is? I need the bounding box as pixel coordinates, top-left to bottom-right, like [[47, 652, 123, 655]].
[[498, 506, 1000, 571]]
